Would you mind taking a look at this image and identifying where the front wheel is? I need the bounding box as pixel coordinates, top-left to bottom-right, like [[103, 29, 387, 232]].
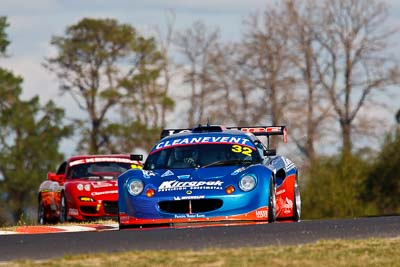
[[37, 197, 47, 225], [59, 193, 68, 223], [292, 174, 301, 222], [268, 177, 276, 223]]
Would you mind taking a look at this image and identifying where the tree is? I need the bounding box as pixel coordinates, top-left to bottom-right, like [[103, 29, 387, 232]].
[[175, 20, 221, 126], [0, 70, 72, 225], [314, 0, 399, 155], [110, 34, 173, 152], [302, 153, 370, 219], [45, 18, 167, 154], [0, 16, 10, 56], [284, 0, 332, 163], [0, 17, 72, 225], [362, 129, 400, 215], [155, 11, 178, 128], [241, 6, 297, 148], [199, 42, 259, 126], [0, 91, 72, 224]]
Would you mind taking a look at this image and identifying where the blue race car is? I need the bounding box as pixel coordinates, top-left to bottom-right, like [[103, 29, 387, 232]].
[[118, 125, 300, 228]]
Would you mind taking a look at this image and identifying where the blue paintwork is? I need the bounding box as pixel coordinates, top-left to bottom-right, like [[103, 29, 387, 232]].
[[118, 130, 278, 222]]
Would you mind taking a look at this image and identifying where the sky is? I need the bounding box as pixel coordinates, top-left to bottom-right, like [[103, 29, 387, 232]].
[[2, 0, 267, 112], [1, 0, 400, 157]]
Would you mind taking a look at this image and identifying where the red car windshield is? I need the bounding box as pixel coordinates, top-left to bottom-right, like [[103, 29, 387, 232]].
[[67, 162, 131, 179]]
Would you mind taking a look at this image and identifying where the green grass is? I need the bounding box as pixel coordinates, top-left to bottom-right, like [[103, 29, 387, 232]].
[[5, 237, 400, 267]]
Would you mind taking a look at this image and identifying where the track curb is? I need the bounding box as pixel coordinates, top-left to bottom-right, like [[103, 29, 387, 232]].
[[0, 223, 118, 235]]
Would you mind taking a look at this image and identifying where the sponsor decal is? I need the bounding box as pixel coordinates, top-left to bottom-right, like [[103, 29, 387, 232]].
[[283, 158, 295, 171], [174, 214, 206, 218], [239, 127, 282, 134], [119, 214, 129, 223], [161, 170, 174, 177], [153, 136, 254, 152], [276, 189, 286, 195], [186, 190, 192, 195], [167, 129, 191, 135], [278, 197, 294, 214], [91, 190, 118, 196], [231, 144, 253, 156], [158, 180, 224, 192], [231, 167, 246, 176], [256, 209, 268, 218], [91, 181, 115, 188], [68, 208, 79, 216], [177, 175, 190, 179], [143, 170, 156, 179], [283, 197, 293, 213], [69, 157, 133, 167], [173, 195, 205, 201]]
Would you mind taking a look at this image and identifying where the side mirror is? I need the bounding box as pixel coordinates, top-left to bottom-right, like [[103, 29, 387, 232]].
[[264, 149, 276, 157], [130, 154, 143, 161], [47, 172, 65, 183]]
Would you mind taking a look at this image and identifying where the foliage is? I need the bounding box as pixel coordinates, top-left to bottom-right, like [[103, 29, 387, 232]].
[[0, 19, 72, 224], [306, 128, 400, 218], [362, 129, 400, 214], [0, 16, 10, 55], [0, 72, 73, 224], [102, 121, 162, 154], [45, 18, 170, 154], [301, 153, 371, 219]]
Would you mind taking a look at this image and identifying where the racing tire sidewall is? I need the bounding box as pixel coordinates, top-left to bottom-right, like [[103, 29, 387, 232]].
[[37, 197, 46, 225], [293, 174, 301, 222], [59, 193, 67, 223], [268, 176, 277, 223]]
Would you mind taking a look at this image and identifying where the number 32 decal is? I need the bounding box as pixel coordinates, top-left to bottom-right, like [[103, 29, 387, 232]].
[[231, 145, 252, 157]]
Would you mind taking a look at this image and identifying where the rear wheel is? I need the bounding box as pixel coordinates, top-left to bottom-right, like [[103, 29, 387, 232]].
[[268, 177, 276, 223], [59, 193, 67, 223], [292, 174, 301, 222], [37, 197, 47, 225]]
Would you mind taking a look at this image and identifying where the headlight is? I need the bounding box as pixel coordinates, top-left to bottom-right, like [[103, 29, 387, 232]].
[[77, 184, 84, 191], [84, 184, 91, 191], [239, 174, 257, 192], [127, 179, 144, 196]]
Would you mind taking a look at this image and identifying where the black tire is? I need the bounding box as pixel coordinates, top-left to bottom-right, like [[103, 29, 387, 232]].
[[59, 193, 67, 223], [268, 177, 277, 223], [37, 197, 47, 225], [292, 174, 301, 222]]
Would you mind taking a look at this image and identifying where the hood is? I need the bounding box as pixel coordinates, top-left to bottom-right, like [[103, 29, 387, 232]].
[[139, 165, 252, 195], [145, 165, 247, 180]]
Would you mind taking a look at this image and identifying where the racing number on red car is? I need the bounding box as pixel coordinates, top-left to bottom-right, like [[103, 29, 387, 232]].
[[231, 145, 252, 157]]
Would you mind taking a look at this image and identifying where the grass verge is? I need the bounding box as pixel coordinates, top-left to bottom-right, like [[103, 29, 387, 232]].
[[4, 237, 400, 267]]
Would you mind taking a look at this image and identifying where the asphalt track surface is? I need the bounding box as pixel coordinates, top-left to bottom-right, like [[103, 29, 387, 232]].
[[1, 216, 399, 262]]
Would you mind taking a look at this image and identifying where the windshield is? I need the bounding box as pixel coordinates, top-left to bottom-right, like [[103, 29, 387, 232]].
[[67, 162, 132, 179], [145, 143, 261, 170]]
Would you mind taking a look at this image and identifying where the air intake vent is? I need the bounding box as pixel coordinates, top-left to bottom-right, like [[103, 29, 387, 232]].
[[158, 199, 223, 214]]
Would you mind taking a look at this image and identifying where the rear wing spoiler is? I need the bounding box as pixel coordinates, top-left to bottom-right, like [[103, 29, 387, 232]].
[[160, 125, 287, 144], [227, 126, 287, 142]]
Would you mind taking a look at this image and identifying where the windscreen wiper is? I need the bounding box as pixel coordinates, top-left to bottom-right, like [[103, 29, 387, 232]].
[[201, 159, 254, 168]]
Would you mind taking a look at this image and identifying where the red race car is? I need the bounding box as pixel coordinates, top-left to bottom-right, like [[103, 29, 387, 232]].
[[37, 154, 142, 224]]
